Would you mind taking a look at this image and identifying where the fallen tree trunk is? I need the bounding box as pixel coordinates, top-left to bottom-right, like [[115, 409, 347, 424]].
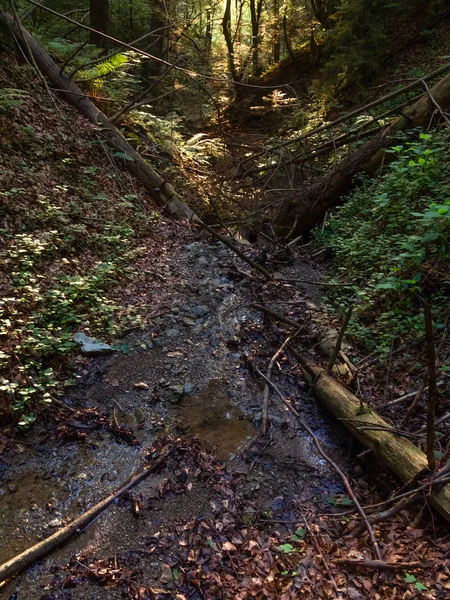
[[0, 445, 171, 583], [276, 71, 450, 236], [288, 346, 450, 523], [0, 9, 195, 221]]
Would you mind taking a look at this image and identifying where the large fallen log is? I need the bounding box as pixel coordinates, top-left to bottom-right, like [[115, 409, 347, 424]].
[[0, 444, 171, 583], [0, 9, 195, 222], [288, 346, 450, 523], [276, 70, 450, 235]]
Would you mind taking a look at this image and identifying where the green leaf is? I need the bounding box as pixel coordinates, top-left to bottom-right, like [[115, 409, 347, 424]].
[[279, 543, 294, 554], [404, 573, 416, 583], [339, 497, 353, 506], [415, 582, 428, 591], [295, 527, 306, 538]]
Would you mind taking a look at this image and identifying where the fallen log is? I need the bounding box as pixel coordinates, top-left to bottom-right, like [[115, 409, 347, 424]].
[[0, 9, 195, 222], [288, 346, 450, 523], [0, 445, 171, 583], [276, 70, 450, 235]]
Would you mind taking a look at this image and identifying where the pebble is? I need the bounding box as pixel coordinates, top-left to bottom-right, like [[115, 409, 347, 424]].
[[182, 305, 191, 312], [165, 328, 180, 337], [197, 256, 209, 266], [182, 317, 196, 326], [184, 382, 194, 394], [48, 518, 62, 528], [192, 305, 210, 317]]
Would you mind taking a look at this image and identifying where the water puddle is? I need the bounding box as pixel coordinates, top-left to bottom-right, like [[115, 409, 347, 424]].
[[170, 380, 256, 461]]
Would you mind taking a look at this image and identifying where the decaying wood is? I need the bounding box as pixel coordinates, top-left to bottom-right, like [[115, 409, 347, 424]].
[[287, 346, 450, 523], [0, 445, 171, 583], [1, 9, 195, 222], [424, 302, 438, 470], [332, 559, 426, 571], [276, 70, 450, 235]]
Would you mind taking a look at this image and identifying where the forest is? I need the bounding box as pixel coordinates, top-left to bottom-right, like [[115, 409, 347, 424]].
[[0, 0, 450, 598]]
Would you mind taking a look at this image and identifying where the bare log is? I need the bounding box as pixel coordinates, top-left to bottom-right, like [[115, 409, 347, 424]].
[[288, 346, 450, 523], [0, 445, 171, 583], [276, 70, 450, 235], [0, 9, 195, 221]]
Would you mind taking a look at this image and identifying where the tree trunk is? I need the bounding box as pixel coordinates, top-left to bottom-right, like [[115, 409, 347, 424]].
[[0, 9, 195, 222], [288, 348, 450, 523], [222, 0, 238, 82], [276, 70, 450, 235], [272, 0, 280, 63], [250, 0, 263, 77], [89, 0, 109, 48]]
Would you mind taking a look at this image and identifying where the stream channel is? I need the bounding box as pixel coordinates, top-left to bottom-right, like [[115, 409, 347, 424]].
[[0, 226, 353, 599]]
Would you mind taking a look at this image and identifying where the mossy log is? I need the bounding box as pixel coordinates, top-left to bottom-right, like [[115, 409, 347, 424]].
[[0, 9, 195, 222], [277, 71, 450, 235], [290, 348, 450, 523]]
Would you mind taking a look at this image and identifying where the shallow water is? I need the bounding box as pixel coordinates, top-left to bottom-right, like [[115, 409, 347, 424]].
[[170, 379, 256, 460]]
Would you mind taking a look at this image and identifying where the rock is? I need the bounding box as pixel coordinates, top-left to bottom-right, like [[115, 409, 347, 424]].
[[192, 305, 210, 317], [164, 385, 185, 403], [73, 333, 114, 355], [48, 518, 62, 528], [192, 324, 203, 335], [184, 382, 194, 394], [272, 496, 285, 511], [182, 317, 196, 326], [134, 382, 149, 390], [197, 256, 209, 266], [165, 328, 180, 337], [182, 305, 191, 312]]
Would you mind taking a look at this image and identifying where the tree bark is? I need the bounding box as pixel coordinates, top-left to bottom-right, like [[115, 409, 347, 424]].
[[276, 71, 450, 235], [288, 347, 450, 523], [89, 0, 109, 48], [0, 9, 195, 222]]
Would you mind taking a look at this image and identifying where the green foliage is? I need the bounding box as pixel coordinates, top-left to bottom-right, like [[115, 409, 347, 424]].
[[1, 158, 159, 425], [0, 88, 30, 112], [316, 130, 450, 351]]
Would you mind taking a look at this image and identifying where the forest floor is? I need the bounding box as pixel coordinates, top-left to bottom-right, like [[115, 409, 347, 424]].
[[2, 219, 449, 600], [1, 50, 450, 600]]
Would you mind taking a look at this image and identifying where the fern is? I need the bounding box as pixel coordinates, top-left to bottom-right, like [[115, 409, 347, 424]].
[[0, 88, 30, 111], [113, 151, 135, 161], [74, 53, 130, 82]]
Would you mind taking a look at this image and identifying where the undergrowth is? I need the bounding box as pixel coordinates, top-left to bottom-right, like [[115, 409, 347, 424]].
[[0, 74, 159, 427], [317, 129, 450, 355]]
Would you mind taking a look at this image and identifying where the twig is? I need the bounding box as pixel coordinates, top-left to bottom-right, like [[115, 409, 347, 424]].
[[273, 277, 354, 287], [255, 370, 383, 561], [251, 304, 306, 332], [421, 78, 450, 129], [332, 559, 425, 571], [327, 304, 353, 373], [261, 331, 300, 435], [424, 302, 438, 470]]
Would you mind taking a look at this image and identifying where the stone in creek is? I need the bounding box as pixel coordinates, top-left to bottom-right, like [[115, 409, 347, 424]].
[[165, 328, 180, 337], [73, 333, 114, 355], [197, 256, 209, 266], [192, 305, 210, 318], [184, 382, 194, 394], [164, 385, 185, 403]]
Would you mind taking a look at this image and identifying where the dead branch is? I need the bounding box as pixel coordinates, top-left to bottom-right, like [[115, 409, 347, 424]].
[[332, 559, 426, 571], [327, 304, 353, 373], [424, 302, 438, 470], [261, 331, 300, 435], [251, 303, 306, 331], [198, 222, 272, 281], [255, 368, 383, 560], [0, 445, 171, 583]]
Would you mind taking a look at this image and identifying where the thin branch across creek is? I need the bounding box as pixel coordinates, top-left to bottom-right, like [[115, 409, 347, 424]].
[[254, 368, 383, 560]]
